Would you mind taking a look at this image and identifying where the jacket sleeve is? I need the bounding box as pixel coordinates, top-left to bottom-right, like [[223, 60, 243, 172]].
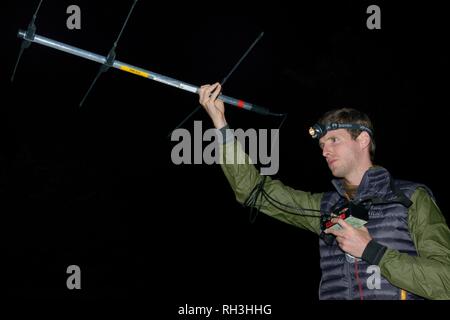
[[379, 187, 450, 299], [219, 139, 322, 235]]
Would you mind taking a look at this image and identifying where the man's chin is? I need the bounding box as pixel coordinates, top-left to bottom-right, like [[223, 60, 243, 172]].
[[330, 168, 344, 178]]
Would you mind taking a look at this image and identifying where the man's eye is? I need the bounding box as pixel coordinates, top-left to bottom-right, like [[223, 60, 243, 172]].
[[331, 137, 337, 143]]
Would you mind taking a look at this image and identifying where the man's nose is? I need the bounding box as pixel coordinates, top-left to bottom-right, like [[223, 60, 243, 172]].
[[322, 145, 330, 158]]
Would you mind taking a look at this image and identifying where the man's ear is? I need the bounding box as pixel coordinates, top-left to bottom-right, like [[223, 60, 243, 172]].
[[357, 131, 371, 150]]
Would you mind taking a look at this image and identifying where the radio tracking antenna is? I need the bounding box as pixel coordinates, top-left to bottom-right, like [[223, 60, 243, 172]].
[[13, 2, 285, 118]]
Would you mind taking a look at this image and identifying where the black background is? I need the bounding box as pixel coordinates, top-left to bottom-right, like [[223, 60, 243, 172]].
[[1, 0, 449, 314]]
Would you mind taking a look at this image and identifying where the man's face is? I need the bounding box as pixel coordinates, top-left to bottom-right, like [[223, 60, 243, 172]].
[[319, 129, 363, 179]]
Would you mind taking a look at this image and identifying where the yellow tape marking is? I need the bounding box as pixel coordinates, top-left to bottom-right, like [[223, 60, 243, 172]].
[[400, 289, 407, 300], [120, 66, 149, 78]]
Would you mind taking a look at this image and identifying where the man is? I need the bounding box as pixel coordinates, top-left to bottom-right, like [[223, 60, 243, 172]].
[[198, 82, 450, 300]]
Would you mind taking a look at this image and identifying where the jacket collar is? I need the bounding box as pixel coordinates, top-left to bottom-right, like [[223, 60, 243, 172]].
[[331, 166, 397, 202]]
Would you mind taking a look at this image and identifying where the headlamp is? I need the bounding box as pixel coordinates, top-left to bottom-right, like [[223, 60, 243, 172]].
[[308, 123, 373, 139]]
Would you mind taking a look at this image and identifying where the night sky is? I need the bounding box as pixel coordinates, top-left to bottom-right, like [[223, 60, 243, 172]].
[[1, 0, 449, 311]]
